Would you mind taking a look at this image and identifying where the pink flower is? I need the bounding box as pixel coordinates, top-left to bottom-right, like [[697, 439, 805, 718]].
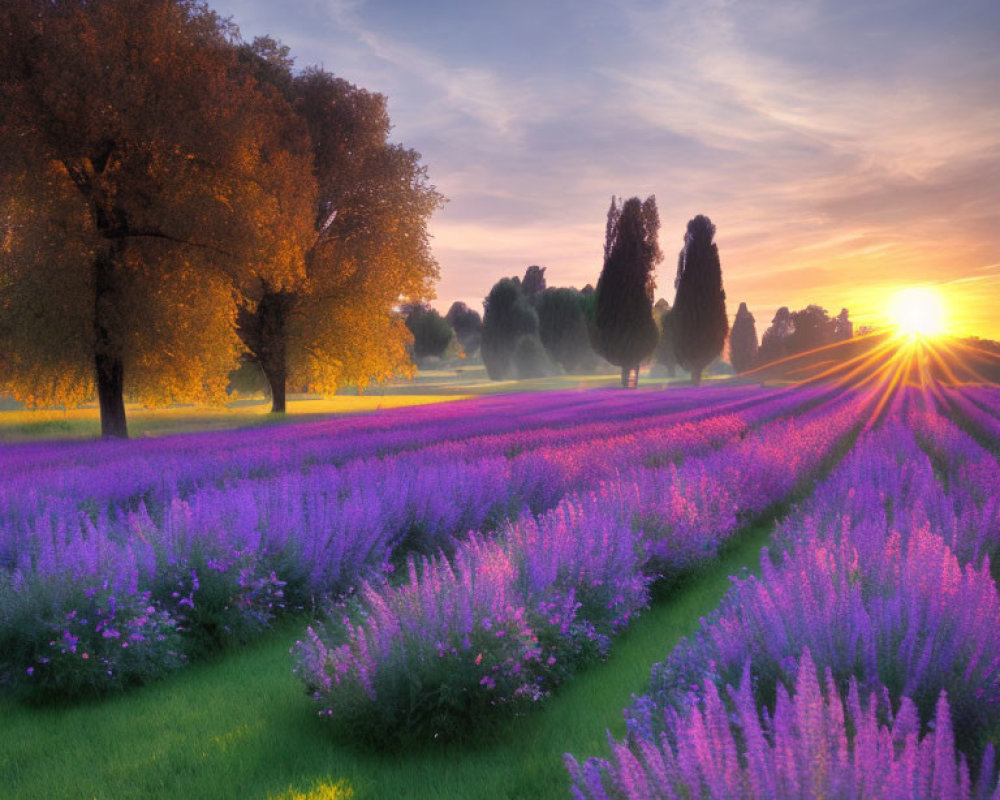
[[474, 653, 483, 665], [81, 653, 89, 660]]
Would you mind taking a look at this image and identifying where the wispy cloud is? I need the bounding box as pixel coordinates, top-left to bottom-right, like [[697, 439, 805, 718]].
[[212, 0, 1000, 336]]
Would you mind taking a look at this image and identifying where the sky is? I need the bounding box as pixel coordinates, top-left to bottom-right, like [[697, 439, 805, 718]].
[[210, 0, 1000, 339]]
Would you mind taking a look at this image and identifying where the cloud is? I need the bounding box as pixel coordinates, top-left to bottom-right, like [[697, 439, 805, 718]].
[[213, 0, 1000, 337]]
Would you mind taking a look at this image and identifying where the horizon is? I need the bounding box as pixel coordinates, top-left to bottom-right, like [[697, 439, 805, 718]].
[[208, 0, 1000, 339]]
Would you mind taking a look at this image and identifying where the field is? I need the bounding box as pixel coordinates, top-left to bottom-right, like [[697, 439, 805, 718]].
[[2, 376, 1000, 799]]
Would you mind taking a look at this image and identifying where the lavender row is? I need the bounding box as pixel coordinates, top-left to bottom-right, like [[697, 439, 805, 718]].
[[571, 393, 1000, 798], [291, 391, 869, 742], [940, 385, 1000, 448], [2, 391, 775, 698], [0, 389, 691, 513], [4, 383, 832, 612], [568, 649, 1000, 800], [0, 386, 773, 514]]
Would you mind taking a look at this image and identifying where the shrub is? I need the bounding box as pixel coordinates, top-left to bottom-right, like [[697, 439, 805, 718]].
[[1, 574, 184, 700], [570, 649, 1000, 800]]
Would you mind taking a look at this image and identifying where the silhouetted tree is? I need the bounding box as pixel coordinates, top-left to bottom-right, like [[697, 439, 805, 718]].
[[833, 308, 854, 341], [445, 301, 483, 357], [672, 215, 728, 385], [758, 306, 794, 365], [481, 278, 540, 379], [729, 302, 759, 374], [522, 265, 547, 298], [536, 288, 594, 372], [403, 304, 453, 359], [653, 299, 678, 377], [512, 335, 553, 378], [788, 305, 834, 354], [594, 196, 660, 387]]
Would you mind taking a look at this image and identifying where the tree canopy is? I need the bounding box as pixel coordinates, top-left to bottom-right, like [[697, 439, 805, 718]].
[[653, 298, 678, 377], [729, 302, 759, 374], [671, 215, 728, 385], [594, 196, 660, 387], [480, 277, 540, 380], [403, 303, 453, 360], [236, 66, 443, 411], [536, 287, 594, 373], [1, 3, 442, 429], [1, 0, 316, 435], [445, 301, 483, 358]]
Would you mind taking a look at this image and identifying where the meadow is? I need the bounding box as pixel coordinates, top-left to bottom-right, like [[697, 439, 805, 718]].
[[2, 377, 999, 799]]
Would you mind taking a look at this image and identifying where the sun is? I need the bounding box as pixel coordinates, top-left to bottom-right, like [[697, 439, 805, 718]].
[[889, 287, 947, 337]]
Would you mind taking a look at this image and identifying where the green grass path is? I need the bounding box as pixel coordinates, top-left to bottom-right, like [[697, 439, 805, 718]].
[[0, 522, 772, 800]]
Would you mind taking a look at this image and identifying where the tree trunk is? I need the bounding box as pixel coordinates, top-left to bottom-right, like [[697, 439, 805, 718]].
[[264, 358, 287, 414], [93, 242, 128, 439], [620, 364, 639, 389], [239, 289, 294, 415], [691, 367, 703, 386], [95, 350, 127, 438]]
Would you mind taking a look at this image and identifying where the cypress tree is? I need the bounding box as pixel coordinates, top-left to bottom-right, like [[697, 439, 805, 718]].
[[672, 215, 728, 385], [594, 196, 660, 388], [729, 302, 759, 373], [653, 298, 678, 377]]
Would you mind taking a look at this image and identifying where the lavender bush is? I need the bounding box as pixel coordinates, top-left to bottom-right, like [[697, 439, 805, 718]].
[[569, 650, 1000, 800], [292, 391, 870, 741]]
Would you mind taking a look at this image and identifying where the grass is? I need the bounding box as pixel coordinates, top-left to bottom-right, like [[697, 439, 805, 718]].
[[0, 364, 711, 443], [0, 520, 774, 800], [0, 394, 472, 443]]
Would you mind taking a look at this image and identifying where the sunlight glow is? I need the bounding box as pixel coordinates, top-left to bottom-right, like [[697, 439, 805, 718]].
[[889, 287, 947, 337]]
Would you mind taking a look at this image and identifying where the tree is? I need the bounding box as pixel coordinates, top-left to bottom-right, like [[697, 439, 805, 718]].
[[758, 306, 794, 365], [729, 302, 759, 373], [536, 287, 594, 372], [833, 308, 854, 341], [403, 303, 453, 360], [522, 265, 547, 298], [236, 65, 443, 412], [788, 305, 834, 355], [653, 298, 678, 377], [481, 278, 539, 380], [594, 196, 660, 388], [0, 0, 315, 437], [672, 215, 728, 385], [445, 302, 483, 358]]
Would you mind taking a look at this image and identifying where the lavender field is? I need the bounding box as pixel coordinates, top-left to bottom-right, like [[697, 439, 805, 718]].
[[3, 381, 1000, 799]]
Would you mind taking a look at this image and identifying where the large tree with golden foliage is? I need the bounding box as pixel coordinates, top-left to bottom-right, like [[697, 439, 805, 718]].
[[236, 64, 443, 412], [0, 0, 315, 437]]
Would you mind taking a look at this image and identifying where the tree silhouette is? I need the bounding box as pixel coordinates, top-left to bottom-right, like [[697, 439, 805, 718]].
[[403, 304, 453, 359], [759, 307, 794, 365], [788, 305, 834, 355], [445, 302, 483, 358], [594, 197, 660, 388], [481, 278, 539, 379], [522, 265, 547, 298], [672, 215, 728, 385], [653, 299, 678, 378], [537, 288, 594, 372], [833, 308, 854, 341], [729, 302, 759, 373]]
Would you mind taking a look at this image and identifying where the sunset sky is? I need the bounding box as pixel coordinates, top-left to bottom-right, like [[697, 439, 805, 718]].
[[211, 0, 1000, 339]]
